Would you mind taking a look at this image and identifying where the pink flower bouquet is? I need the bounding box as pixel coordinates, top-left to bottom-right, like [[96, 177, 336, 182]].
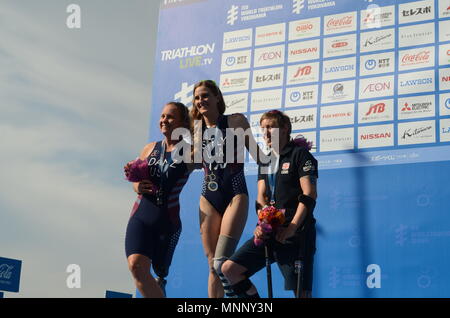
[[124, 158, 150, 182], [124, 158, 159, 194]]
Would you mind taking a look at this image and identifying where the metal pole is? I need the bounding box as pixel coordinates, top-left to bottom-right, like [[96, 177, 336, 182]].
[[264, 244, 273, 298], [295, 260, 303, 298]]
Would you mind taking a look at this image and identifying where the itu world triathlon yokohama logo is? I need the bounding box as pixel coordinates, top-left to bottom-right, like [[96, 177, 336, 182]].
[[227, 5, 239, 25], [292, 0, 305, 14]]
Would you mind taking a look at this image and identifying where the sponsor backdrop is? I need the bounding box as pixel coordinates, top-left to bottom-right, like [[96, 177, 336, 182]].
[[143, 0, 450, 297]]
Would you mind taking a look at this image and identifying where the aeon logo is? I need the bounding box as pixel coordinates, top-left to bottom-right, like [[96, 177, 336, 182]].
[[259, 51, 282, 61], [290, 91, 302, 103], [327, 16, 353, 28], [363, 82, 391, 93], [365, 59, 377, 70], [294, 66, 312, 78], [226, 56, 236, 66], [0, 264, 14, 279]]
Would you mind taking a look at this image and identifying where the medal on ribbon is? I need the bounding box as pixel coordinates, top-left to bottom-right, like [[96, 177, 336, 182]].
[[206, 173, 218, 192]]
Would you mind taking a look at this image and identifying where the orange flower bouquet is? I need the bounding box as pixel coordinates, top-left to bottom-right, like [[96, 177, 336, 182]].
[[254, 205, 286, 246]]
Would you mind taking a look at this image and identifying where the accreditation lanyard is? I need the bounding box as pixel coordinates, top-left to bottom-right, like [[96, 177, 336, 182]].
[[267, 154, 279, 205], [157, 140, 170, 206]]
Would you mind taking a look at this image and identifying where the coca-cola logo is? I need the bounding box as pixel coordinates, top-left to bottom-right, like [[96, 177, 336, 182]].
[[401, 50, 430, 64], [327, 16, 353, 28], [332, 42, 348, 48], [0, 264, 14, 280]]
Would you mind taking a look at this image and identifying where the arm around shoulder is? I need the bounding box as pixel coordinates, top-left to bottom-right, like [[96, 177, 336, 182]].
[[228, 113, 250, 130]]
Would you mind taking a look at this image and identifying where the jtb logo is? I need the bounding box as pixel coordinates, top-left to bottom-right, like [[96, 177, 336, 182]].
[[294, 66, 312, 77], [365, 103, 385, 115]]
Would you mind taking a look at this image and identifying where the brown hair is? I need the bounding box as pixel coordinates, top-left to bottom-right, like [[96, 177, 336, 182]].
[[190, 80, 226, 121], [259, 110, 292, 143], [166, 101, 191, 130]]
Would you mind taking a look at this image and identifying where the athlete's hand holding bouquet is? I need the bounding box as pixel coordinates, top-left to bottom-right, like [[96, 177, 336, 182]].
[[124, 158, 158, 195], [254, 205, 286, 246]]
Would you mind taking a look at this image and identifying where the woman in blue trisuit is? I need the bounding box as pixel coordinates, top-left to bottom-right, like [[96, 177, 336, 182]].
[[191, 80, 264, 298], [124, 102, 192, 298]]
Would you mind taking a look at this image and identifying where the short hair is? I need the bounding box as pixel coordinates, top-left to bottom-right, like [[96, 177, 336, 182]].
[[259, 110, 292, 138]]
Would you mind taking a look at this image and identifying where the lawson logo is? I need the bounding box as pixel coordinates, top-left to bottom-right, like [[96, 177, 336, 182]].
[[324, 64, 354, 73], [0, 257, 22, 293], [399, 77, 433, 87]]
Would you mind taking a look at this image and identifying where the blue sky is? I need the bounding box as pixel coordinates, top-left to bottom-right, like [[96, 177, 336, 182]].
[[0, 0, 160, 297]]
